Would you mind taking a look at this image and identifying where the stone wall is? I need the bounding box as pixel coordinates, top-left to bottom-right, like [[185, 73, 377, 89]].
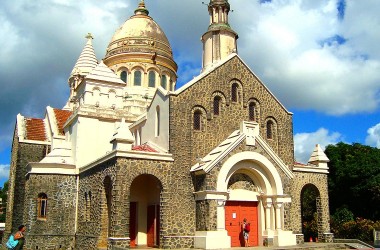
[[289, 172, 331, 240], [76, 156, 195, 249], [169, 56, 294, 171], [23, 173, 77, 249], [3, 128, 49, 245]]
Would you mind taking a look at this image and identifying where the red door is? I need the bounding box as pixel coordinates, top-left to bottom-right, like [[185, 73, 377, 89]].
[[147, 205, 160, 247], [225, 201, 258, 247], [130, 202, 137, 247]]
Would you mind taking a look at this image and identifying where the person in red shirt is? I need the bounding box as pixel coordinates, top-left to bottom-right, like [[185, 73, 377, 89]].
[[242, 218, 250, 247]]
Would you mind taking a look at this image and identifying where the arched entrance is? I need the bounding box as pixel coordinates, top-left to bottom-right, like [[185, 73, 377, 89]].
[[216, 152, 296, 247], [98, 176, 112, 248], [130, 174, 162, 247], [301, 184, 320, 242], [225, 171, 259, 247]]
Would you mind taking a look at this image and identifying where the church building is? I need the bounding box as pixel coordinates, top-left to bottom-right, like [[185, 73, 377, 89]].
[[5, 1, 333, 249]]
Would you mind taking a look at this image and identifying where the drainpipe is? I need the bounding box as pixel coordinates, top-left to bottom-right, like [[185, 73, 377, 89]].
[[74, 174, 80, 247]]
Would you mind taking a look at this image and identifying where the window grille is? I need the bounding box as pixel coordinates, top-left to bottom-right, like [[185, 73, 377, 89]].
[[267, 120, 273, 139], [249, 103, 255, 121], [193, 111, 202, 130], [37, 193, 48, 219], [231, 83, 238, 102], [213, 96, 221, 115]]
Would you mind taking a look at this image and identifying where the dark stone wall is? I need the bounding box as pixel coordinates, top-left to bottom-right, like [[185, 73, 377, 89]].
[[4, 126, 49, 244], [289, 172, 331, 238], [169, 56, 294, 171], [76, 156, 195, 249], [24, 174, 77, 249]]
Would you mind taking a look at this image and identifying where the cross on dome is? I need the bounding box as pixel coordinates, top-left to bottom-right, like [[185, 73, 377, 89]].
[[85, 33, 94, 40]]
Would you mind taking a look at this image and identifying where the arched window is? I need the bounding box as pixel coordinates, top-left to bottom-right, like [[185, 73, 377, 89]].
[[148, 71, 156, 87], [213, 96, 221, 115], [120, 71, 127, 83], [37, 193, 48, 219], [161, 75, 167, 89], [193, 110, 202, 130], [249, 102, 255, 121], [231, 83, 238, 102], [85, 191, 92, 221], [155, 106, 160, 137], [134, 70, 142, 86], [267, 120, 274, 139]]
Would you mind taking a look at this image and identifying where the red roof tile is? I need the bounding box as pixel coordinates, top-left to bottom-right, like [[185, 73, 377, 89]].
[[53, 109, 72, 135], [25, 118, 47, 141], [132, 144, 158, 152]]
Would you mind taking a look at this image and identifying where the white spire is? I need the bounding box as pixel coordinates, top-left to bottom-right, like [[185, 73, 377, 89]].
[[308, 144, 330, 165], [70, 33, 98, 77]]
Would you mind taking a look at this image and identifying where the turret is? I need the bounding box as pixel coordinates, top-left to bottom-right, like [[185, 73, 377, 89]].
[[201, 0, 238, 71], [65, 33, 98, 110]]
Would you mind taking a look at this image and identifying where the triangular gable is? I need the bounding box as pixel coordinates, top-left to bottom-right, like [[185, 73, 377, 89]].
[[191, 122, 294, 179], [85, 60, 126, 85], [174, 53, 291, 114]]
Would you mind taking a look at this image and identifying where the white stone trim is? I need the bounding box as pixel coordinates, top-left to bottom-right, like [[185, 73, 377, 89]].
[[217, 151, 284, 195], [193, 230, 231, 249], [108, 237, 130, 240], [79, 150, 174, 173], [193, 190, 229, 201], [26, 163, 78, 175], [293, 166, 329, 174]]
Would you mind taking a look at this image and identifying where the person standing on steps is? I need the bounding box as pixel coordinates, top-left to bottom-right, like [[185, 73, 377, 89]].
[[242, 218, 250, 247]]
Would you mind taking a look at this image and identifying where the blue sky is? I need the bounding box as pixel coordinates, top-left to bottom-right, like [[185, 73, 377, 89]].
[[0, 0, 380, 188]]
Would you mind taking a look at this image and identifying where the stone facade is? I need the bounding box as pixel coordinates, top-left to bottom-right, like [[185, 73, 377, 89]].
[[169, 56, 294, 170], [24, 174, 77, 249], [3, 127, 49, 245], [290, 171, 331, 241]]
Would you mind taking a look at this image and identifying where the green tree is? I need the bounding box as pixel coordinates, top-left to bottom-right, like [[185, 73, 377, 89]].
[[0, 181, 8, 222], [325, 142, 380, 220]]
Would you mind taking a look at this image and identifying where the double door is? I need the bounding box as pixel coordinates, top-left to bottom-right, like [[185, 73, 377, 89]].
[[225, 201, 258, 247]]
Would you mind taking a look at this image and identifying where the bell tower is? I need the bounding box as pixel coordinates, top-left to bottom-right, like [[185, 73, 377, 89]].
[[201, 0, 238, 71]]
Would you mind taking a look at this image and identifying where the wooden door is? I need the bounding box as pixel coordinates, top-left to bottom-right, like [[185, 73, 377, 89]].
[[225, 201, 258, 247], [130, 202, 137, 247], [147, 205, 159, 247]]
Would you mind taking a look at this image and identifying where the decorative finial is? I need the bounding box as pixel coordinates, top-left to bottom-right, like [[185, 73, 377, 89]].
[[85, 33, 94, 40], [135, 0, 149, 15]]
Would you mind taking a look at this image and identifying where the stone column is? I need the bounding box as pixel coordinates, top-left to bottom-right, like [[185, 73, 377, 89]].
[[274, 202, 283, 230], [263, 201, 273, 231], [216, 199, 226, 231]]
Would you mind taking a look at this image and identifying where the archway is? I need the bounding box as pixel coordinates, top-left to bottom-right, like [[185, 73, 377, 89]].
[[98, 176, 112, 248], [301, 184, 320, 242], [130, 174, 162, 247], [225, 171, 260, 247]]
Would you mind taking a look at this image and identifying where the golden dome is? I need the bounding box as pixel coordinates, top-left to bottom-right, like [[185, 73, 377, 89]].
[[104, 1, 174, 65]]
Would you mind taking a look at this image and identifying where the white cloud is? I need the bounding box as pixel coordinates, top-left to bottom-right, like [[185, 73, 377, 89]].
[[237, 0, 380, 115], [365, 123, 380, 148], [294, 128, 342, 163], [0, 164, 10, 179]]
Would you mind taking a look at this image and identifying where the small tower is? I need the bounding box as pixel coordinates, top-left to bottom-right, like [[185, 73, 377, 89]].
[[201, 0, 238, 71], [65, 33, 98, 110]]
